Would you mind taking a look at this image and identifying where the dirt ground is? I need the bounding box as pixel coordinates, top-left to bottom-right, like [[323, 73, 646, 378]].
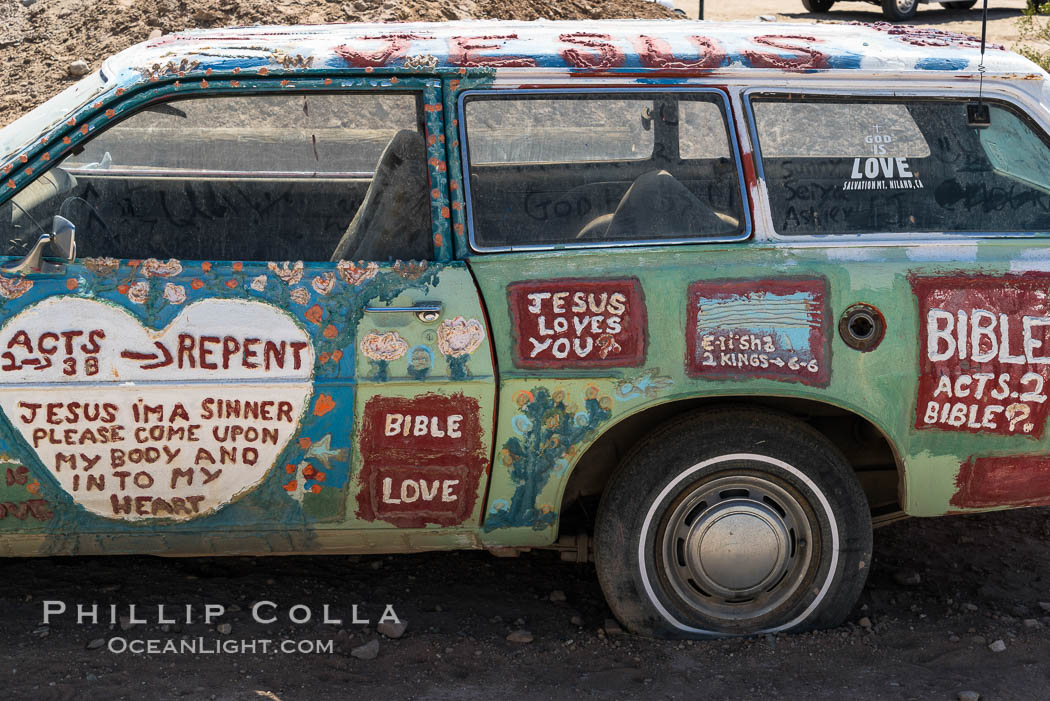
[[3, 2, 1050, 700], [2, 509, 1050, 700]]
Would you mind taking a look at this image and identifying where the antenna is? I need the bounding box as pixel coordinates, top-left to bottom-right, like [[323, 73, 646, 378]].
[[967, 0, 991, 127]]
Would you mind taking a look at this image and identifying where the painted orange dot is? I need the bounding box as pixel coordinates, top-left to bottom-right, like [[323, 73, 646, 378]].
[[173, 81, 182, 88], [450, 80, 459, 90], [205, 68, 213, 76], [80, 125, 89, 135], [105, 109, 115, 118], [18, 154, 26, 163], [41, 153, 50, 161], [66, 118, 76, 127], [233, 67, 241, 74], [434, 233, 443, 247], [332, 349, 343, 363], [298, 437, 311, 450], [190, 279, 204, 290], [200, 79, 209, 88], [303, 465, 315, 478], [322, 324, 338, 339], [63, 136, 71, 144], [3, 164, 10, 173], [280, 79, 290, 87], [450, 181, 458, 190], [304, 305, 323, 324], [319, 352, 331, 364], [117, 284, 129, 294], [232, 261, 243, 272], [431, 188, 440, 200], [225, 279, 238, 288], [285, 463, 296, 473], [230, 80, 241, 88], [427, 134, 437, 146], [93, 102, 102, 109], [440, 206, 450, 219], [283, 480, 297, 492], [65, 278, 78, 290], [390, 77, 398, 84], [458, 67, 466, 74], [324, 78, 332, 85], [313, 394, 336, 417], [116, 88, 125, 95], [25, 481, 40, 494], [310, 484, 322, 494], [258, 67, 269, 75], [128, 259, 141, 267], [23, 167, 32, 176], [365, 66, 373, 73], [438, 134, 445, 143], [452, 201, 463, 211], [454, 223, 464, 235], [5, 180, 13, 189], [314, 472, 326, 482], [39, 137, 47, 145], [201, 261, 211, 272]]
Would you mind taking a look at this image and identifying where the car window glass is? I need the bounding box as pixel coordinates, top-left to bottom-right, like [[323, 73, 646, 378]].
[[1, 92, 433, 262], [463, 92, 746, 249], [465, 98, 654, 164], [679, 101, 730, 159], [752, 96, 1050, 236]]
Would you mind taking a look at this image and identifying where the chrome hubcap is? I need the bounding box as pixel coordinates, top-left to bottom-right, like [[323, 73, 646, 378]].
[[659, 473, 816, 621]]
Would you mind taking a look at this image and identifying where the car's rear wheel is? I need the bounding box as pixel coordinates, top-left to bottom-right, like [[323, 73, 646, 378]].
[[941, 1, 977, 8], [801, 0, 836, 11], [882, 0, 919, 19], [594, 407, 872, 638]]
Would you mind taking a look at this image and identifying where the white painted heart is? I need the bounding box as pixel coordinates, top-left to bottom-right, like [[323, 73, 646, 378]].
[[0, 297, 314, 521]]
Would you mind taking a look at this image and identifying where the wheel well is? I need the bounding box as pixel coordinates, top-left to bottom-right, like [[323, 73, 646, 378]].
[[558, 397, 902, 533]]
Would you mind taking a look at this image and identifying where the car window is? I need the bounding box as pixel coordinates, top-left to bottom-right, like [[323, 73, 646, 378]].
[[462, 91, 746, 249], [1, 92, 433, 262], [751, 96, 1050, 236]]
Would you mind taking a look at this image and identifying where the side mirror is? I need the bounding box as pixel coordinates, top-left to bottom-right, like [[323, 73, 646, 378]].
[[1, 215, 76, 276], [50, 215, 76, 262]]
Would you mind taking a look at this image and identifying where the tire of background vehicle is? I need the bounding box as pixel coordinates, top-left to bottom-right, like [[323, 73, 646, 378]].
[[594, 407, 872, 638], [882, 0, 919, 20], [940, 0, 977, 8], [801, 0, 836, 11]]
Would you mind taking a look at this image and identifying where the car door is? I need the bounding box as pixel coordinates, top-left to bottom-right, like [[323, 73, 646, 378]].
[[0, 78, 495, 554]]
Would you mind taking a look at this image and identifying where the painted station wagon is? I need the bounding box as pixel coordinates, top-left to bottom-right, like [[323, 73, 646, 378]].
[[0, 18, 1048, 638]]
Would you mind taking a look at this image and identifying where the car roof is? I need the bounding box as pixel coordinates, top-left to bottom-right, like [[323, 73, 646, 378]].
[[100, 19, 1042, 82]]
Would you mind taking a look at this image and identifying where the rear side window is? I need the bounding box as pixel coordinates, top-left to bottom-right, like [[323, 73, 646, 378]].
[[752, 95, 1050, 236], [461, 91, 747, 250]]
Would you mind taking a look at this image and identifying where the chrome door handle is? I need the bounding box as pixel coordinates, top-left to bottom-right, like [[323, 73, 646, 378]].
[[363, 303, 442, 323]]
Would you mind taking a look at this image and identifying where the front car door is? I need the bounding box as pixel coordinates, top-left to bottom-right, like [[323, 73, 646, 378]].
[[0, 75, 495, 555]]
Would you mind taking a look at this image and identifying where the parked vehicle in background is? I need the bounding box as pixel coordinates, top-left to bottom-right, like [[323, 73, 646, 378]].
[[802, 0, 978, 20], [0, 19, 1047, 639]]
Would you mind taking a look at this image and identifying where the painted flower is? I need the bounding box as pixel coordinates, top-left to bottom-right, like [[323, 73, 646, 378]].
[[311, 272, 336, 296], [393, 259, 427, 280], [336, 260, 379, 287], [290, 287, 310, 305], [82, 257, 119, 276], [127, 281, 149, 304], [268, 260, 304, 285], [436, 317, 484, 357], [140, 258, 183, 278], [162, 282, 186, 305], [304, 304, 323, 324], [250, 274, 268, 292], [0, 277, 32, 299], [359, 331, 408, 361]]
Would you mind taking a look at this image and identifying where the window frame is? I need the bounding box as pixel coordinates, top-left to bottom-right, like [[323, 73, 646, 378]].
[[744, 86, 1050, 242], [457, 87, 752, 254], [0, 75, 452, 263]]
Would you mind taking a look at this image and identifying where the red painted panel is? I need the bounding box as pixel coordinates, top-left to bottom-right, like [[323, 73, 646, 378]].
[[507, 278, 647, 369], [912, 274, 1050, 438], [686, 278, 829, 386], [356, 393, 485, 528], [952, 454, 1050, 508]]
